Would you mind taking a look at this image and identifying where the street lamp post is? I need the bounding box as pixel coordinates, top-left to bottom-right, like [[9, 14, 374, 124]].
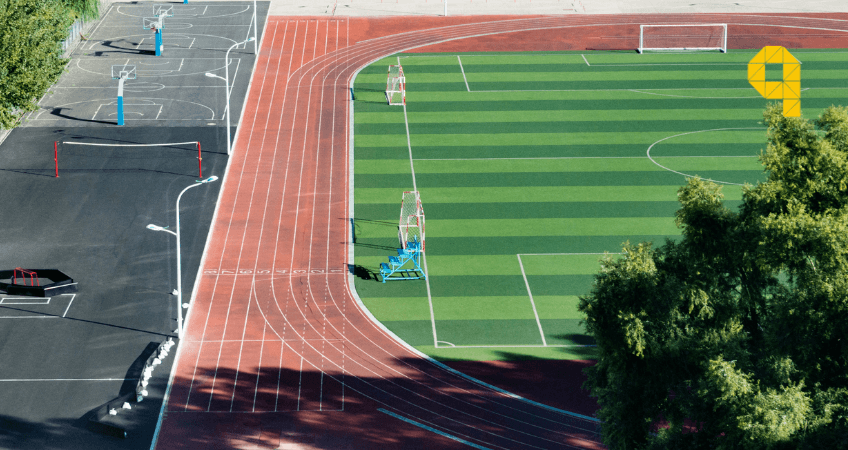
[[147, 175, 219, 338], [206, 36, 254, 156]]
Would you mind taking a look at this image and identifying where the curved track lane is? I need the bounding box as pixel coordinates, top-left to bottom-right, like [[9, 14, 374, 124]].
[[155, 14, 848, 450]]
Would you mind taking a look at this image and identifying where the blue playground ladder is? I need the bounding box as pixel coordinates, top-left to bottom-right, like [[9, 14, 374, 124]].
[[380, 238, 426, 283]]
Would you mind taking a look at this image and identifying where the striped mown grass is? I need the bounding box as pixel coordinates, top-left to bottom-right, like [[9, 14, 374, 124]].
[[352, 49, 848, 362]]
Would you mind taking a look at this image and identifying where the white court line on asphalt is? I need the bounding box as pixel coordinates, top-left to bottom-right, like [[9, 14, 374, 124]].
[[516, 255, 547, 347], [0, 378, 137, 382]]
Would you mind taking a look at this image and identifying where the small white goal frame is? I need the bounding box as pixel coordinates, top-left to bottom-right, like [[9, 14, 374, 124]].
[[386, 65, 406, 106], [398, 191, 424, 251], [638, 24, 727, 54]]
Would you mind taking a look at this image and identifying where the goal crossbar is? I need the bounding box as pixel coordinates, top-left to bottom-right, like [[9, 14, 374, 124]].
[[639, 24, 727, 54]]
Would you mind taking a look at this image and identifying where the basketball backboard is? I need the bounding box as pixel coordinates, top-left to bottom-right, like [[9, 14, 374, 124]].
[[153, 5, 174, 17], [142, 17, 163, 30], [111, 65, 137, 80]]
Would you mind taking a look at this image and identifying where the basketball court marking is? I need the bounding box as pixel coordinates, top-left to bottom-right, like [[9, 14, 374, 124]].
[[0, 377, 136, 382], [0, 294, 76, 319]]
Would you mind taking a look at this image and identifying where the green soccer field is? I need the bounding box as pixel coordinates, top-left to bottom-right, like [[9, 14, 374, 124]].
[[351, 49, 848, 362]]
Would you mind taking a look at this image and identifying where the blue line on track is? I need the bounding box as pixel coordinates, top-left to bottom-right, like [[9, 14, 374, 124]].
[[378, 408, 493, 450]]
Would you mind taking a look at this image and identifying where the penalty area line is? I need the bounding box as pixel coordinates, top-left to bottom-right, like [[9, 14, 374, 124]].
[[378, 408, 492, 450]]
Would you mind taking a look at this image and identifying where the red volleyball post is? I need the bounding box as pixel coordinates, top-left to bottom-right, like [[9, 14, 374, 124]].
[[54, 141, 59, 178], [197, 141, 202, 178]]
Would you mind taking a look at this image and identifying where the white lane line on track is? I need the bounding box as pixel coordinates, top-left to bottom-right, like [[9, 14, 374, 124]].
[[186, 19, 285, 413], [186, 15, 640, 444], [244, 23, 604, 446], [268, 17, 608, 432], [184, 12, 848, 444], [379, 408, 494, 450], [209, 18, 303, 412]]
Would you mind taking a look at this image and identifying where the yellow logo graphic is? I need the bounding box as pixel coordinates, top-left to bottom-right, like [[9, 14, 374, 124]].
[[748, 46, 801, 117]]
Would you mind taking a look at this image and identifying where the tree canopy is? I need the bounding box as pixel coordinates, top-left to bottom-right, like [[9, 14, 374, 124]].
[[579, 103, 848, 450], [0, 0, 73, 128]]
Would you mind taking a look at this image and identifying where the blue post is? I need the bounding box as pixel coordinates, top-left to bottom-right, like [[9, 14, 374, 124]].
[[117, 96, 124, 126], [117, 77, 126, 126], [155, 29, 162, 56]]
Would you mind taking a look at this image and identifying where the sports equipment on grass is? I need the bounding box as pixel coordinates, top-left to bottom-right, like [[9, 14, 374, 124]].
[[380, 240, 425, 282], [54, 141, 203, 178], [398, 191, 424, 251], [386, 65, 406, 106], [638, 24, 727, 53]]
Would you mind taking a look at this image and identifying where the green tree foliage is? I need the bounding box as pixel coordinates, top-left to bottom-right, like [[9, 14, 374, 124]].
[[579, 103, 848, 450], [61, 0, 99, 21], [0, 0, 73, 128]]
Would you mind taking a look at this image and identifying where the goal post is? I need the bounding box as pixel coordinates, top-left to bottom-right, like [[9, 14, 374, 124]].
[[638, 24, 727, 53], [386, 64, 406, 106], [398, 191, 424, 251]]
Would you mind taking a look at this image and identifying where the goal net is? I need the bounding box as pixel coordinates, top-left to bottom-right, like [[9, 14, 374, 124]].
[[639, 24, 727, 53], [398, 191, 424, 251], [54, 141, 203, 178], [386, 65, 406, 106]]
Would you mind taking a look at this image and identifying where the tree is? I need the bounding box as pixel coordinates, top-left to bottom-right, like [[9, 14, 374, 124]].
[[579, 103, 848, 450], [0, 0, 72, 129]]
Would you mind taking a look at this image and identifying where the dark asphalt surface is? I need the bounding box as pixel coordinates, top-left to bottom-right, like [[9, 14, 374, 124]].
[[0, 2, 268, 449]]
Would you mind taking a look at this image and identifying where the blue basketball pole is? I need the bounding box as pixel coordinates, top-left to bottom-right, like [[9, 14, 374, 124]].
[[117, 76, 126, 126], [155, 29, 162, 56]]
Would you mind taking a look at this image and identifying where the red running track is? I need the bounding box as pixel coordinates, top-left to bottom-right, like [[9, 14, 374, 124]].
[[154, 14, 848, 450]]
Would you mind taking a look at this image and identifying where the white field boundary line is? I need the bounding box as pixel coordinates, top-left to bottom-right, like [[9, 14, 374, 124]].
[[516, 254, 547, 347], [581, 54, 589, 66], [379, 408, 493, 450], [437, 343, 595, 349], [457, 55, 470, 92], [414, 155, 758, 161], [399, 55, 438, 349]]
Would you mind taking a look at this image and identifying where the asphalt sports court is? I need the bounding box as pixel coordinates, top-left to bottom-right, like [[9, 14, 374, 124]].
[[29, 1, 262, 127], [0, 2, 267, 449], [352, 48, 848, 361], [150, 13, 848, 450]]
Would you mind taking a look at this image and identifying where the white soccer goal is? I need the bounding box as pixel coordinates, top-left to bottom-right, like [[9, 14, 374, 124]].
[[398, 191, 424, 251], [386, 65, 406, 106], [638, 24, 727, 53]]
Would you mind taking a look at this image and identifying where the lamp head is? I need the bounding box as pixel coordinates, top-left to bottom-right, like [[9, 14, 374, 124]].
[[147, 224, 166, 231], [204, 72, 216, 78], [200, 175, 218, 183]]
